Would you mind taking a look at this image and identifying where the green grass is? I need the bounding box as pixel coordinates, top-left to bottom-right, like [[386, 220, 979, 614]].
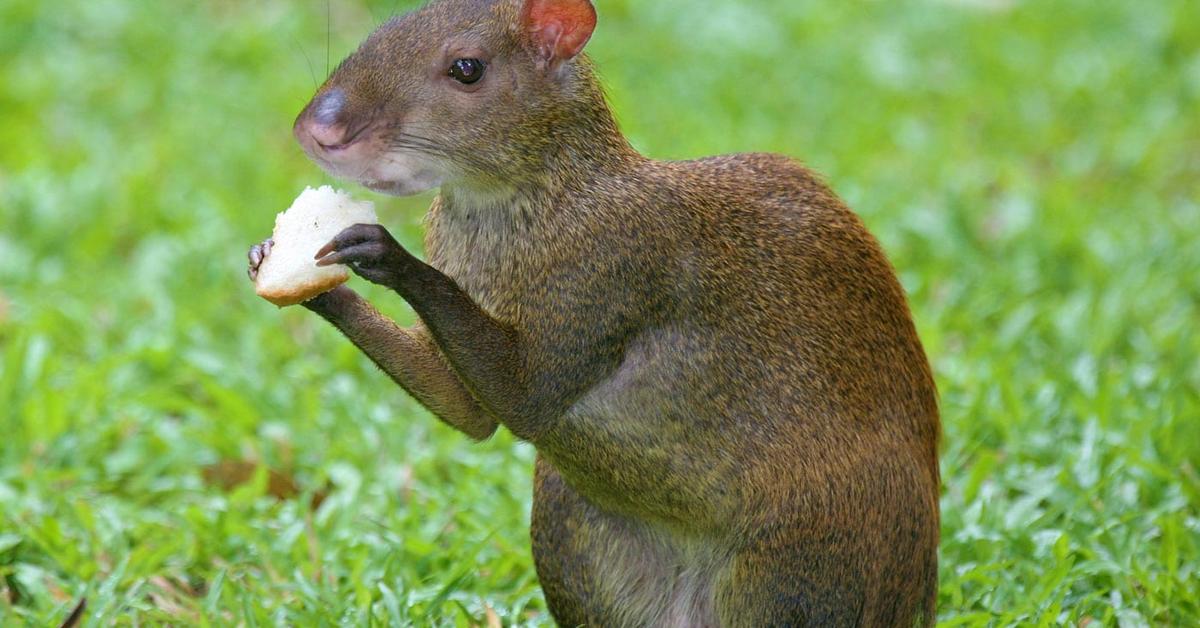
[[1, 0, 1197, 624]]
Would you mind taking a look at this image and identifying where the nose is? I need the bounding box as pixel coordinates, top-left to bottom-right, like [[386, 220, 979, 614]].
[[312, 88, 345, 127], [294, 88, 363, 151]]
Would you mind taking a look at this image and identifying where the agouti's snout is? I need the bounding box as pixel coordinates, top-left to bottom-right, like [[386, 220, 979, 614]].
[[294, 88, 363, 155]]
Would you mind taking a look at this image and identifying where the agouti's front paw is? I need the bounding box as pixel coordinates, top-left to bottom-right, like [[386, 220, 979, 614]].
[[314, 223, 407, 287], [247, 238, 274, 281]]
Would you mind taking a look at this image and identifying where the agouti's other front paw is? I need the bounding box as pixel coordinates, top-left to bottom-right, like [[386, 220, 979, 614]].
[[247, 238, 274, 281], [314, 223, 407, 287]]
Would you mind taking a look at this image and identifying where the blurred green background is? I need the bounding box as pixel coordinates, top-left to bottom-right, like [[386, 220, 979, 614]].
[[1, 0, 1197, 624]]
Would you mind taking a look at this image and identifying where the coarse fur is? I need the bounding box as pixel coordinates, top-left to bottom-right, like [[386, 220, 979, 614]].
[[254, 0, 942, 625]]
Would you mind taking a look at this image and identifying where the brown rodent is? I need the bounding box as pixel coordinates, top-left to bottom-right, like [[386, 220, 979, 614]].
[[247, 0, 940, 624]]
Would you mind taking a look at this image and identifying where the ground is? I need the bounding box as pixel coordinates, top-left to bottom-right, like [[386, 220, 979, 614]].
[[0, 0, 1197, 624]]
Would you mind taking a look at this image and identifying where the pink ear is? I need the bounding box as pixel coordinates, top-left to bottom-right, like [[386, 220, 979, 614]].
[[521, 0, 597, 68]]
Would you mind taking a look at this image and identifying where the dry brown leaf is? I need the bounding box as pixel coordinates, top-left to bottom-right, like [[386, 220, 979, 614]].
[[201, 460, 330, 509], [3, 575, 19, 604], [485, 604, 502, 628], [46, 578, 71, 604], [57, 597, 86, 628]]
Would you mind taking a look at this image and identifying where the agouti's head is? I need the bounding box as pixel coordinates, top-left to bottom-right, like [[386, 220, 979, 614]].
[[294, 0, 600, 197]]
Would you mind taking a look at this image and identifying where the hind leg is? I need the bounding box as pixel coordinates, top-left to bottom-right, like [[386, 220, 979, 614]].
[[530, 456, 593, 626], [715, 460, 938, 627], [531, 456, 710, 627], [715, 526, 871, 627], [716, 530, 935, 627]]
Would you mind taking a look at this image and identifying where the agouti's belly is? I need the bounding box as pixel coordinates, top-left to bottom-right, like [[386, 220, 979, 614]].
[[589, 518, 724, 628]]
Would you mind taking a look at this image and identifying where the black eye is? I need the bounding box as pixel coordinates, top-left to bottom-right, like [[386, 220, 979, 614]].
[[448, 58, 485, 84]]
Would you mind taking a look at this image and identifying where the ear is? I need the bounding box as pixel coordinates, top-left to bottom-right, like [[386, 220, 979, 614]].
[[521, 0, 597, 70]]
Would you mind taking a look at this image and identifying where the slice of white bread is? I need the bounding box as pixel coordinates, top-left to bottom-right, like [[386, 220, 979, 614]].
[[255, 186, 378, 306]]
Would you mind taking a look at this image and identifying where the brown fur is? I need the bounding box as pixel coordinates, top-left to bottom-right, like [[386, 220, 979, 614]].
[[263, 0, 941, 624]]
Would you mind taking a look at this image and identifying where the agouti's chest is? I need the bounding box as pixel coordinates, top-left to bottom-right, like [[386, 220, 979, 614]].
[[423, 198, 539, 321]]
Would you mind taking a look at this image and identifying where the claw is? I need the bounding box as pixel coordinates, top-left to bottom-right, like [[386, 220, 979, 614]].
[[315, 224, 385, 260], [316, 242, 387, 268], [315, 248, 351, 267]]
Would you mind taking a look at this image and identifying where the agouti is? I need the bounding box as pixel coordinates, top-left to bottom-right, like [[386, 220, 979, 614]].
[[248, 0, 940, 624]]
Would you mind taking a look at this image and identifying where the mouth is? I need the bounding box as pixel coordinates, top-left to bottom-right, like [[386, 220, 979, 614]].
[[304, 143, 385, 189], [302, 140, 445, 197], [361, 179, 402, 193], [301, 147, 403, 194]]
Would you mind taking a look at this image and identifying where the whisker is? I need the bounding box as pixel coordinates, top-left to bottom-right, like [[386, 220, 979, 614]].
[[292, 36, 319, 91], [394, 130, 488, 160], [386, 133, 494, 175]]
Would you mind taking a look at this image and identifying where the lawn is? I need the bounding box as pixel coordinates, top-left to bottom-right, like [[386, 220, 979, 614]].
[[1, 0, 1197, 625]]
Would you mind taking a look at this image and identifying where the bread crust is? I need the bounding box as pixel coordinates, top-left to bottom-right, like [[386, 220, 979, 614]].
[[255, 268, 348, 306]]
